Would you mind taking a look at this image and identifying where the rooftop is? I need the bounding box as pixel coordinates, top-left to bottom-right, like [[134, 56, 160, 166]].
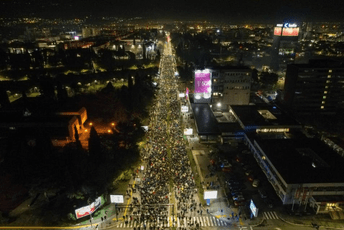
[[230, 104, 301, 129], [256, 138, 344, 184], [191, 103, 219, 135]]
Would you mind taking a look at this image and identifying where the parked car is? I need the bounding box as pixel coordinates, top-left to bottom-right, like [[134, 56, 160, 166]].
[[252, 179, 260, 187], [245, 170, 253, 176], [226, 180, 241, 186], [222, 166, 232, 173], [232, 195, 245, 201], [264, 199, 274, 208], [234, 200, 245, 206], [231, 191, 243, 196], [258, 189, 267, 198], [243, 165, 251, 171], [247, 174, 255, 182]]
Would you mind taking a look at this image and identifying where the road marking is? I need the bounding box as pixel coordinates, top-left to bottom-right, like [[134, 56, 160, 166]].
[[264, 211, 279, 219]]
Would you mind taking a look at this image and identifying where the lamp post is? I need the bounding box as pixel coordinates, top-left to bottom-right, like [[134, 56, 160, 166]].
[[87, 198, 93, 229]]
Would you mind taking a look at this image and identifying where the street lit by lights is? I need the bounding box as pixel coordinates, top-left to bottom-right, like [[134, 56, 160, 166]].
[[85, 129, 88, 132], [111, 123, 115, 126], [89, 122, 93, 126], [107, 129, 111, 133]]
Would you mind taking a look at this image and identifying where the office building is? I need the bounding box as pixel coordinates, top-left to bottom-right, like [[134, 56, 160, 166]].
[[282, 59, 344, 114], [211, 66, 252, 109]]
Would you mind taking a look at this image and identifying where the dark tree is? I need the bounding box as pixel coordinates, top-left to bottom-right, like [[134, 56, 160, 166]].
[[88, 126, 101, 158], [260, 72, 279, 86], [128, 75, 133, 91], [0, 89, 10, 108], [56, 81, 68, 102], [39, 76, 55, 100], [252, 69, 258, 82]]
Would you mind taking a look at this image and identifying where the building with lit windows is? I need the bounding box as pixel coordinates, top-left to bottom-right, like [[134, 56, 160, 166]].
[[281, 59, 344, 114], [245, 137, 344, 217], [210, 66, 252, 109], [271, 23, 300, 70]]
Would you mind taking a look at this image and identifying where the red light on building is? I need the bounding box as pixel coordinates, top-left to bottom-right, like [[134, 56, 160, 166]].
[[274, 27, 282, 36], [282, 27, 299, 36]]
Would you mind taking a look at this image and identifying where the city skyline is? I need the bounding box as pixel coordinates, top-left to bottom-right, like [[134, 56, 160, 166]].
[[1, 0, 344, 22]]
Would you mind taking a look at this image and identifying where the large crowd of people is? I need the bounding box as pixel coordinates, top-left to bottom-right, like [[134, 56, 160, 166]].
[[125, 49, 200, 229]]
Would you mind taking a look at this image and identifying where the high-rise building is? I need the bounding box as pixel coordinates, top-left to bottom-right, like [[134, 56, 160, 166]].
[[271, 23, 300, 70], [82, 27, 101, 38], [210, 66, 252, 109], [282, 59, 344, 114]]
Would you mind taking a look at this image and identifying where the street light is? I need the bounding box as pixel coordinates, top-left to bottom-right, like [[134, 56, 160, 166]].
[[217, 102, 221, 107]]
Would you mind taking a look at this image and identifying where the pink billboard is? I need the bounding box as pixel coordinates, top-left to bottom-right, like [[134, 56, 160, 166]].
[[194, 71, 211, 93]]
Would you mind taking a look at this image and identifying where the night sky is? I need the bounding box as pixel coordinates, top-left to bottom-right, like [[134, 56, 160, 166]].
[[1, 0, 344, 22]]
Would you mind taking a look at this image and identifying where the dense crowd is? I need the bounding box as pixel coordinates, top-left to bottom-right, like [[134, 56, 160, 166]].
[[126, 54, 199, 229]]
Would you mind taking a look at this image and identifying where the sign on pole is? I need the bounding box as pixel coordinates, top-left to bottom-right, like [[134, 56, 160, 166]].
[[110, 195, 124, 204], [204, 190, 218, 199]]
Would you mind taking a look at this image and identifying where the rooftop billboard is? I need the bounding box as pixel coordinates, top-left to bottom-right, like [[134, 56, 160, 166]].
[[274, 27, 282, 36], [194, 70, 211, 94], [282, 27, 299, 36]]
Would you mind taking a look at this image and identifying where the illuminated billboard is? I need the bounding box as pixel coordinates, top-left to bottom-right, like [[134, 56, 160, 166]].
[[110, 195, 124, 204], [282, 27, 299, 36], [204, 190, 218, 199], [75, 196, 102, 219], [250, 199, 259, 217], [181, 106, 188, 112], [274, 27, 282, 36], [195, 70, 211, 94], [184, 128, 193, 135]]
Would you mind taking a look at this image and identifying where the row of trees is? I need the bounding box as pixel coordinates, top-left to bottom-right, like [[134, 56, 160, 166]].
[[0, 60, 157, 224]]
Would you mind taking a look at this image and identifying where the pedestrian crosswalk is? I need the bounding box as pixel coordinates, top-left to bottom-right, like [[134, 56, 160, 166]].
[[263, 211, 278, 219], [112, 216, 235, 228]]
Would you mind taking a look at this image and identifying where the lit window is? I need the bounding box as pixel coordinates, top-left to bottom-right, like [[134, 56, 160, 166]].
[[329, 70, 332, 73], [327, 75, 331, 78], [323, 96, 327, 99], [326, 80, 331, 83], [322, 101, 325, 104], [324, 91, 328, 94], [321, 106, 324, 109], [325, 86, 329, 89]]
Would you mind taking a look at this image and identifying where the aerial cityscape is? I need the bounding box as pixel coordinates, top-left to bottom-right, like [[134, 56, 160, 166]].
[[0, 1, 344, 230]]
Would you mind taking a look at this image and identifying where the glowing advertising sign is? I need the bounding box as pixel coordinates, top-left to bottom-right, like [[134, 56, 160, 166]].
[[282, 27, 299, 36], [184, 128, 193, 135], [181, 106, 189, 112], [141, 126, 149, 132], [274, 27, 282, 36], [250, 199, 259, 217], [110, 195, 124, 204], [75, 197, 102, 219], [283, 23, 297, 28], [186, 87, 189, 99], [204, 190, 218, 199], [195, 70, 211, 94]]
